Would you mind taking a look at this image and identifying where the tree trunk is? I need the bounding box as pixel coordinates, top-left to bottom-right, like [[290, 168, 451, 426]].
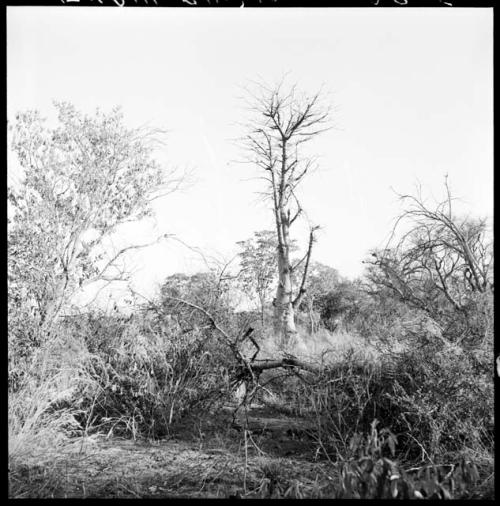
[[39, 274, 69, 332], [273, 215, 297, 347], [308, 299, 315, 334], [259, 294, 265, 327]]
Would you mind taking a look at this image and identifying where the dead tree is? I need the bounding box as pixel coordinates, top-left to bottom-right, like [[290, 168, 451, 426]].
[[241, 79, 330, 346], [366, 179, 493, 347]]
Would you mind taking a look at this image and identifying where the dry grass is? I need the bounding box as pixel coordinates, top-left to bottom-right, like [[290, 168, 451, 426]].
[[8, 313, 493, 499], [255, 324, 379, 366], [8, 329, 99, 498]]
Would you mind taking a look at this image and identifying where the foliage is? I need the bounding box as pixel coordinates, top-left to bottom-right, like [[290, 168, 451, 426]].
[[259, 335, 492, 470], [8, 103, 175, 362], [294, 262, 340, 332], [71, 308, 234, 439], [312, 278, 366, 332], [236, 230, 278, 323], [9, 291, 493, 498], [8, 327, 97, 498], [159, 270, 238, 332], [350, 285, 412, 345], [8, 95, 493, 499], [336, 420, 482, 499]]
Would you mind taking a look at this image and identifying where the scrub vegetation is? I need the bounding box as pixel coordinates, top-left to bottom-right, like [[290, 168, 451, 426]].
[[8, 84, 493, 499]]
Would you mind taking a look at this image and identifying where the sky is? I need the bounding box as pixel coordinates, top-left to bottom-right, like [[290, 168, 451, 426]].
[[7, 6, 493, 304]]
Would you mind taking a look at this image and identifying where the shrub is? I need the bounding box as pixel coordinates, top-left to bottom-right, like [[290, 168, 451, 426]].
[[336, 420, 482, 499], [256, 332, 493, 476], [73, 309, 234, 439]]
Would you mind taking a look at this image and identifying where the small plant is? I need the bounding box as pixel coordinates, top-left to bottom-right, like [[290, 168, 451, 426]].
[[336, 420, 481, 499], [254, 459, 308, 499], [255, 459, 286, 498]]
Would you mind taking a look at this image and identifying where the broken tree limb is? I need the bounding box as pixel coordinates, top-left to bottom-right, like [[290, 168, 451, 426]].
[[137, 293, 359, 405], [292, 225, 319, 310], [161, 297, 332, 379], [251, 357, 323, 374]]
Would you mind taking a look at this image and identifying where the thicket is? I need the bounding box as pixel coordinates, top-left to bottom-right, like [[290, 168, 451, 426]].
[[8, 269, 494, 499], [8, 103, 493, 499]]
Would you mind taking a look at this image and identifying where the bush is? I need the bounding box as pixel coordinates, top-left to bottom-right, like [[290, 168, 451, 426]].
[[255, 329, 493, 480], [336, 420, 483, 499], [71, 309, 235, 439], [314, 343, 492, 462]]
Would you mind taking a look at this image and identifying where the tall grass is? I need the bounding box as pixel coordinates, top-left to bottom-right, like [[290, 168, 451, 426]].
[[8, 327, 98, 498], [8, 309, 236, 497]]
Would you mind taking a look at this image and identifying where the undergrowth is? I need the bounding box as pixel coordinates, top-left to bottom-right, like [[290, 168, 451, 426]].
[[8, 307, 494, 499]]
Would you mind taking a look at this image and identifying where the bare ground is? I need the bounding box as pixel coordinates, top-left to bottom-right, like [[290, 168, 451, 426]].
[[10, 404, 340, 499]]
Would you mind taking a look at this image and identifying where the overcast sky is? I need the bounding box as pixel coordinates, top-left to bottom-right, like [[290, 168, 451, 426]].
[[7, 6, 493, 303]]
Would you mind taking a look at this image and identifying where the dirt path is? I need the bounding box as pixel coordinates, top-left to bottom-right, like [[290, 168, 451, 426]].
[[11, 404, 339, 498]]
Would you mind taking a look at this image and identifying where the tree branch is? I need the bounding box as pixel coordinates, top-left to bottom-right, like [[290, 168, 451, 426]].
[[293, 226, 318, 309]]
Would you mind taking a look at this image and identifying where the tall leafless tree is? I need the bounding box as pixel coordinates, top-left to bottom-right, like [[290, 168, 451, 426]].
[[241, 79, 330, 346]]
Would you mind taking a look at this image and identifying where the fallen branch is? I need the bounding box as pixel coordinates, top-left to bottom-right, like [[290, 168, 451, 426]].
[[251, 357, 323, 374], [130, 291, 346, 399]]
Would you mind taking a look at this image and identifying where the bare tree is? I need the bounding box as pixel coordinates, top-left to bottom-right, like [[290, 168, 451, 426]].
[[366, 178, 493, 347], [241, 79, 330, 346]]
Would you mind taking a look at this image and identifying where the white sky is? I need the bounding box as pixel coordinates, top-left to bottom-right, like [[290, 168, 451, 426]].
[[7, 6, 493, 302]]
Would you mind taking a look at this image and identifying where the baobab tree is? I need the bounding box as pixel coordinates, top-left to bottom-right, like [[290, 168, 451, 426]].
[[241, 80, 330, 346]]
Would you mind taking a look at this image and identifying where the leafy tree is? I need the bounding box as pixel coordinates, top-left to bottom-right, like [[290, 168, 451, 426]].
[[159, 270, 235, 332], [295, 262, 340, 333], [313, 279, 365, 332], [236, 230, 278, 325], [241, 79, 330, 345], [8, 102, 179, 353]]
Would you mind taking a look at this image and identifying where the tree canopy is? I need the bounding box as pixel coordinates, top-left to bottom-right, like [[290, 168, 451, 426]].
[[8, 103, 179, 349]]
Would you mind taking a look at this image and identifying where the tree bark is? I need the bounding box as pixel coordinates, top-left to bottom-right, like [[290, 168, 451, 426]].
[[274, 212, 297, 346]]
